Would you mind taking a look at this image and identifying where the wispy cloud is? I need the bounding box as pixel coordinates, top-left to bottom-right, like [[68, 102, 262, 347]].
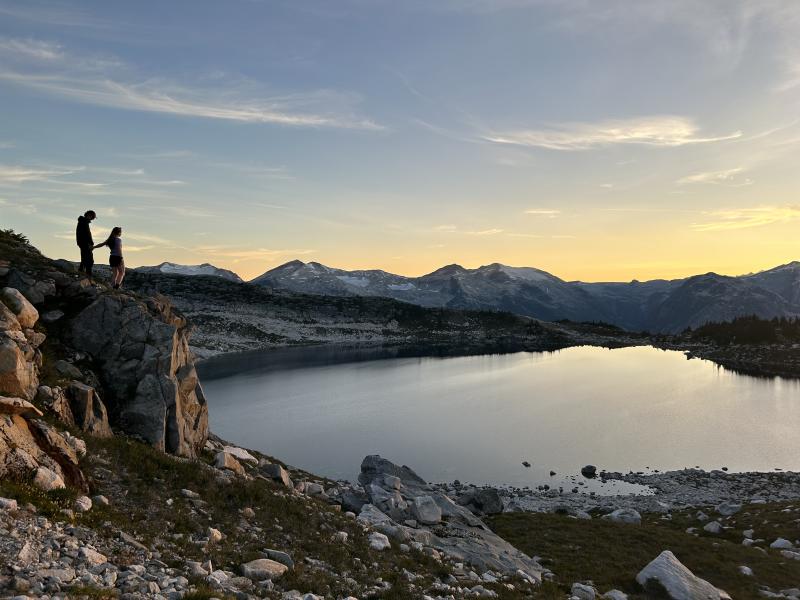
[[691, 206, 800, 231], [677, 167, 752, 186], [0, 164, 80, 183], [466, 228, 504, 236], [0, 38, 63, 61], [0, 37, 382, 130], [192, 246, 315, 263], [524, 208, 560, 217], [483, 116, 741, 151]]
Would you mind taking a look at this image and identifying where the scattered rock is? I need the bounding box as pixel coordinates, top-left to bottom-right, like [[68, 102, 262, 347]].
[[369, 532, 391, 551], [602, 508, 641, 525], [214, 451, 245, 475], [716, 502, 741, 516], [581, 465, 597, 478], [261, 462, 292, 488], [571, 582, 596, 600], [74, 496, 92, 512], [770, 538, 793, 549], [240, 558, 288, 581], [32, 466, 65, 491], [223, 445, 258, 463], [703, 521, 723, 534]]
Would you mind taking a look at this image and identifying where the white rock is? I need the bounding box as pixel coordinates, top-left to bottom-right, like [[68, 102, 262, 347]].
[[603, 590, 628, 600], [240, 558, 288, 581], [305, 482, 324, 496], [781, 550, 800, 560], [770, 538, 793, 549], [0, 497, 18, 511], [571, 582, 596, 600], [703, 521, 722, 534], [743, 529, 754, 539], [738, 566, 753, 576], [79, 547, 107, 566], [33, 466, 65, 491], [716, 502, 741, 516], [333, 531, 348, 543], [74, 496, 92, 512], [602, 508, 641, 525], [636, 550, 731, 600], [369, 532, 391, 551], [222, 445, 258, 463], [207, 527, 223, 543]]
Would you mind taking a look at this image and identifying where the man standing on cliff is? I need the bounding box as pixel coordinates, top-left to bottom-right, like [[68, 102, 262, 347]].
[[76, 210, 97, 280]]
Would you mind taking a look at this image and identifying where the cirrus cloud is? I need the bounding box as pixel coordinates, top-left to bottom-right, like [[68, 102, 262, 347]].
[[483, 116, 741, 151]]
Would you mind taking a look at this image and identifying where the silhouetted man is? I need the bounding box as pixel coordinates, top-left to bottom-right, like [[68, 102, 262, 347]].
[[76, 210, 96, 280]]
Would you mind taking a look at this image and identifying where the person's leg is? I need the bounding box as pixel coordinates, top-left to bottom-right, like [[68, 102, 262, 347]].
[[113, 265, 122, 288], [118, 260, 126, 287]]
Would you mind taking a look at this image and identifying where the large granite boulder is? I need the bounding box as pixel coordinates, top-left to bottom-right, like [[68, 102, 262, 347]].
[[636, 551, 731, 599], [69, 294, 208, 456]]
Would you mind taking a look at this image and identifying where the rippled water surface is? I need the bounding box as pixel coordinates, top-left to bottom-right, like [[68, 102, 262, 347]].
[[200, 345, 800, 489]]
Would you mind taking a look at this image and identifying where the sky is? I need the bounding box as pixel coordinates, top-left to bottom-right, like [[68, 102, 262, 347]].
[[1, 0, 800, 282]]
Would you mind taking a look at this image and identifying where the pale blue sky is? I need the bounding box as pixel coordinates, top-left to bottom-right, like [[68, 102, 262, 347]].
[[2, 1, 800, 280]]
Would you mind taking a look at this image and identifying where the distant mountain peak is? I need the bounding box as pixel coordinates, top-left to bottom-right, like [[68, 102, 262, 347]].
[[426, 264, 467, 277], [137, 262, 243, 283]]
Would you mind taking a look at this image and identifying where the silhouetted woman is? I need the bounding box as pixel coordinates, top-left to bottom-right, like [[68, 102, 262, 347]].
[[95, 226, 125, 289]]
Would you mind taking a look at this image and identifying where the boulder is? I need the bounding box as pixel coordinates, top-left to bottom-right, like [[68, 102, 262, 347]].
[[703, 521, 722, 534], [5, 272, 55, 305], [66, 382, 112, 437], [459, 488, 504, 515], [359, 454, 426, 487], [264, 549, 294, 569], [222, 445, 258, 463], [581, 465, 597, 478], [240, 558, 288, 581], [716, 502, 741, 516], [603, 508, 642, 525], [411, 496, 443, 525], [74, 496, 92, 512], [261, 463, 292, 488], [369, 532, 391, 551], [215, 451, 245, 475], [69, 294, 208, 456], [0, 396, 43, 418], [572, 582, 596, 600], [770, 538, 793, 549], [33, 466, 65, 491], [0, 337, 38, 400], [0, 288, 38, 328], [636, 550, 731, 599]]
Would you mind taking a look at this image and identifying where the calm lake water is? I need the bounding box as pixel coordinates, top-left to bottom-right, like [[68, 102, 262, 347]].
[[200, 345, 800, 490]]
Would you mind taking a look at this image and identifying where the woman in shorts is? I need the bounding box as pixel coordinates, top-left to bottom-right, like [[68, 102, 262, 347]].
[[96, 226, 125, 289]]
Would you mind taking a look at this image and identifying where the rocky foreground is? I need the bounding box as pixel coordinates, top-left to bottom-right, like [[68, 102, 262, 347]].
[[2, 230, 800, 599]]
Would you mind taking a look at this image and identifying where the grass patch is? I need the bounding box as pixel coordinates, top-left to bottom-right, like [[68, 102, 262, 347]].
[[490, 504, 800, 599]]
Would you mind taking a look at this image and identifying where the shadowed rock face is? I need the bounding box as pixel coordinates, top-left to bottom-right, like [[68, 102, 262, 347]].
[[69, 294, 208, 457]]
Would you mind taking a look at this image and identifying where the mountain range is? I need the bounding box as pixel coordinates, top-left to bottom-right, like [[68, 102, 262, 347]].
[[251, 260, 800, 333], [136, 259, 800, 333]]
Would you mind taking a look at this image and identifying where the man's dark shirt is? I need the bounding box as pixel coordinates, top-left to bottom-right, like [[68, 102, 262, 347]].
[[76, 216, 93, 248]]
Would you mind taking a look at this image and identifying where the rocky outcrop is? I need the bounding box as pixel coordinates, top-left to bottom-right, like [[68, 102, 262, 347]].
[[0, 293, 43, 401], [69, 294, 208, 457], [353, 454, 545, 582]]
